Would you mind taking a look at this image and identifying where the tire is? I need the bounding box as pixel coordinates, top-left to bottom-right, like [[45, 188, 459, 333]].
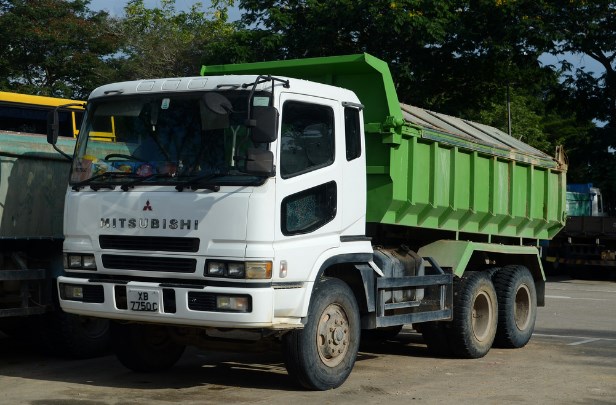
[[448, 271, 498, 358], [53, 313, 111, 358], [283, 278, 360, 390], [419, 321, 453, 357], [492, 265, 537, 348], [0, 317, 28, 338], [111, 322, 185, 372], [33, 312, 111, 359]]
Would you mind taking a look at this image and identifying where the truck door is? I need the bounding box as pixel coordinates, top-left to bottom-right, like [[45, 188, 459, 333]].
[[274, 93, 342, 282]]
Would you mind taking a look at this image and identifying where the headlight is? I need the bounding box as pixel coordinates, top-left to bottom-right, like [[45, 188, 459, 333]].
[[206, 262, 226, 276], [216, 295, 250, 312], [205, 260, 271, 279], [82, 256, 97, 269], [227, 263, 246, 278], [64, 253, 97, 270], [68, 254, 83, 268]]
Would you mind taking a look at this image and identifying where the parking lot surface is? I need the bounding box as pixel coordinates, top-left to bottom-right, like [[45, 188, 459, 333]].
[[1, 276, 615, 405]]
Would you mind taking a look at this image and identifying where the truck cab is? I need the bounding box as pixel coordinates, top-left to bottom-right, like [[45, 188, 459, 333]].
[[57, 74, 372, 329]]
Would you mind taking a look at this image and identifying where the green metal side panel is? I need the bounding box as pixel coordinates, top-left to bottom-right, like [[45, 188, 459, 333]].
[[370, 130, 567, 240], [201, 54, 567, 240], [0, 132, 75, 239]]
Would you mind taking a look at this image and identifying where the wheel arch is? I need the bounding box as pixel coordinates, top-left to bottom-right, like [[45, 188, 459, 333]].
[[418, 240, 545, 306], [300, 253, 374, 319]]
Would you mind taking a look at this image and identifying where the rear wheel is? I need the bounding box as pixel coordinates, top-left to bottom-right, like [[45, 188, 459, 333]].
[[283, 278, 360, 390], [492, 266, 537, 348], [448, 271, 498, 358], [112, 322, 185, 372]]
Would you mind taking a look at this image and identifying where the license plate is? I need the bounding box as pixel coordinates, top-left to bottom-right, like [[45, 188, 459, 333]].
[[127, 288, 160, 312]]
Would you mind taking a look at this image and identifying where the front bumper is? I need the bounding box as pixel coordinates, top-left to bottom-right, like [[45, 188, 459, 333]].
[[57, 276, 303, 329]]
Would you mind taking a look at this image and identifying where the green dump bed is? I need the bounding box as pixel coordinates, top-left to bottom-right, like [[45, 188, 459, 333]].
[[202, 53, 567, 240], [0, 132, 74, 238]]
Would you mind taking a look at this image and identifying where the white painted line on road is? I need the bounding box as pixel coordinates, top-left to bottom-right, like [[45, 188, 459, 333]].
[[568, 338, 602, 346], [548, 287, 616, 294], [534, 333, 616, 342], [545, 295, 609, 301]]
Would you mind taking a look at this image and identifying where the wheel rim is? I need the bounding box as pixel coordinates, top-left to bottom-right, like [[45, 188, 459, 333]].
[[514, 284, 532, 331], [472, 291, 493, 342], [316, 303, 350, 368]]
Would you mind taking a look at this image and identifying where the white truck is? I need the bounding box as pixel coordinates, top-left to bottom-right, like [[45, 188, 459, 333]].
[[47, 54, 566, 390]]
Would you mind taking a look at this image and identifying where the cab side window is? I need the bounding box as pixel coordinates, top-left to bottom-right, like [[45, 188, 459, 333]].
[[280, 101, 335, 178], [344, 107, 361, 161]]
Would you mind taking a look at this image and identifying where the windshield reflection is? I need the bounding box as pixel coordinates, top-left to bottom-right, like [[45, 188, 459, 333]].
[[71, 91, 270, 187]]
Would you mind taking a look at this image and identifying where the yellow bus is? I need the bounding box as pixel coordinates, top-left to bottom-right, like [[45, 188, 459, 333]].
[[0, 91, 115, 141]]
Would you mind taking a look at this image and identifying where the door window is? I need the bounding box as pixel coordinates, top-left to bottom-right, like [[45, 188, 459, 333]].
[[280, 101, 335, 178]]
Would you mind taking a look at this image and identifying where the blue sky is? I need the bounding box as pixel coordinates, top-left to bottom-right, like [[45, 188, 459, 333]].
[[89, 0, 241, 20]]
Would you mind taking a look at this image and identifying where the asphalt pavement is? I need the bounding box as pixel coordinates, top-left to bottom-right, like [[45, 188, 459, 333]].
[[1, 275, 614, 404]]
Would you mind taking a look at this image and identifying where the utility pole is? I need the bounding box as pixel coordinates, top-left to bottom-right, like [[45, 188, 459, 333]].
[[507, 83, 512, 137]]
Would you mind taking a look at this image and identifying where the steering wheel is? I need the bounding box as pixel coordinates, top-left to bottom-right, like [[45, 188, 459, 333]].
[[104, 153, 144, 162]]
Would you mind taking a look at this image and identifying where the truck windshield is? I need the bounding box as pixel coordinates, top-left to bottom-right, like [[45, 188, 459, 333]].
[[70, 91, 270, 188]]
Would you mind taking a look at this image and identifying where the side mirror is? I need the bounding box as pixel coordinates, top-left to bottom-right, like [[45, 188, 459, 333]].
[[244, 148, 275, 176], [47, 110, 60, 145], [249, 106, 278, 143]]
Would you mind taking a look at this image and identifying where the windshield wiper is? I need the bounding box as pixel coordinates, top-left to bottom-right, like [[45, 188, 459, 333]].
[[120, 173, 173, 191], [71, 172, 133, 191], [174, 173, 225, 192]]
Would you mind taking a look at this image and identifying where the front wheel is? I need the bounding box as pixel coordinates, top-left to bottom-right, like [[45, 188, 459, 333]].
[[111, 322, 185, 372], [492, 265, 537, 348], [31, 312, 111, 359], [449, 271, 498, 358], [283, 278, 360, 390]]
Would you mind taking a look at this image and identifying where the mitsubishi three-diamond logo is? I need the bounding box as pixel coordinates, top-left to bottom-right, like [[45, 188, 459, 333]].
[[143, 200, 153, 211]]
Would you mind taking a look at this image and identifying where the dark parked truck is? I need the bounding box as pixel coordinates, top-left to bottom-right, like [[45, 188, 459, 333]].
[[48, 54, 567, 389], [0, 91, 110, 357], [543, 183, 616, 274]]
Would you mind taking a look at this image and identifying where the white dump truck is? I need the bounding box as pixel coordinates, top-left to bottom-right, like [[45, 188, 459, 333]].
[[47, 54, 566, 389]]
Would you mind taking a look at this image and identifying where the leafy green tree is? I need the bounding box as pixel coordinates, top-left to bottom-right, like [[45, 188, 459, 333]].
[[538, 0, 615, 128], [238, 0, 576, 153], [533, 0, 616, 204], [0, 0, 119, 98], [111, 0, 236, 80]]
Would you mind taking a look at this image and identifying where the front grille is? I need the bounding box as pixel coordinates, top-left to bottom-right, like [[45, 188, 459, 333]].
[[102, 254, 196, 273], [99, 235, 199, 252]]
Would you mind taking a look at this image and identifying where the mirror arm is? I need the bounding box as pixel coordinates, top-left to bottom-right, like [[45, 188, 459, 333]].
[[53, 144, 73, 161], [243, 75, 289, 128]]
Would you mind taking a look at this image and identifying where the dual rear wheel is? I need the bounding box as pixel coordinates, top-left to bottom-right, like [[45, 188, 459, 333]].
[[422, 266, 537, 358]]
